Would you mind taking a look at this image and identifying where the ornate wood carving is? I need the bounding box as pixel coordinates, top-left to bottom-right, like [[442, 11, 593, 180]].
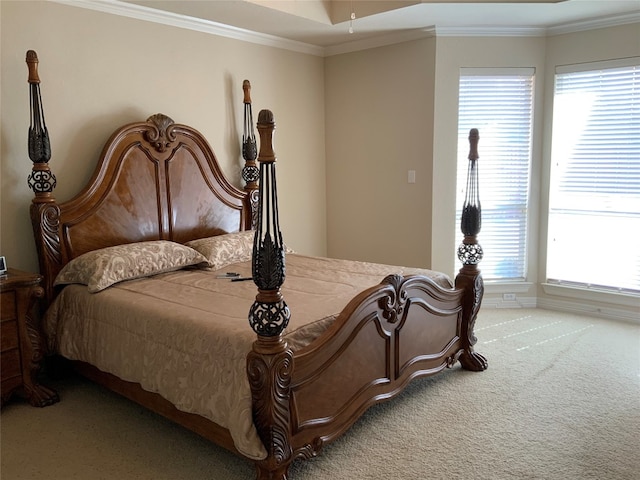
[[28, 163, 57, 194], [249, 188, 260, 231], [455, 266, 487, 371], [294, 438, 325, 462], [30, 202, 62, 305], [22, 283, 59, 406], [249, 292, 291, 337], [378, 274, 409, 323], [247, 337, 294, 480], [144, 113, 177, 153]]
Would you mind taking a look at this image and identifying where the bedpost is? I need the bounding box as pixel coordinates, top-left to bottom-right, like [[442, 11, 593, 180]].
[[26, 50, 61, 307], [246, 110, 294, 480], [21, 50, 61, 406], [455, 128, 488, 372], [242, 80, 260, 229]]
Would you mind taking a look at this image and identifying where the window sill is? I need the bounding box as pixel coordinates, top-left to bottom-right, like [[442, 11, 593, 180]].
[[541, 283, 640, 308], [484, 281, 534, 294]]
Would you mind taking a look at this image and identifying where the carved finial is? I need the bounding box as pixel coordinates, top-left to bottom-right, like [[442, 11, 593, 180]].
[[468, 128, 479, 161], [258, 109, 274, 124], [146, 113, 175, 130], [243, 79, 252, 104], [242, 83, 258, 165], [256, 109, 276, 163], [26, 50, 40, 84]]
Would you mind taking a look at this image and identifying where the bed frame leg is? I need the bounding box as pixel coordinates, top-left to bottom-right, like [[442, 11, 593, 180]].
[[455, 264, 488, 372], [255, 465, 290, 480], [247, 336, 294, 480]]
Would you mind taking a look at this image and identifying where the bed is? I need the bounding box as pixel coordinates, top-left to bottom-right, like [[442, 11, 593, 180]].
[[26, 51, 487, 479]]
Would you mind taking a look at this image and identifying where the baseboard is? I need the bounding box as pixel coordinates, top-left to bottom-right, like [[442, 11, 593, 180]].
[[482, 295, 639, 324], [482, 296, 537, 309], [536, 297, 639, 324]]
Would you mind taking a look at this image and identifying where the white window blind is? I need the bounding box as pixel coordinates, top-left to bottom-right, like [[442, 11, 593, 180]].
[[457, 69, 534, 281], [547, 59, 640, 293]]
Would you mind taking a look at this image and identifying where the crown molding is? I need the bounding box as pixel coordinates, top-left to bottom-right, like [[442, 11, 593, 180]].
[[324, 28, 436, 57], [435, 11, 640, 39], [52, 0, 640, 57], [435, 26, 546, 37], [546, 11, 640, 36], [52, 0, 325, 56]]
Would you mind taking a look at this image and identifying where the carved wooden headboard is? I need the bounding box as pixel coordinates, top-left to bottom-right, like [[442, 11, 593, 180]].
[[29, 113, 257, 305]]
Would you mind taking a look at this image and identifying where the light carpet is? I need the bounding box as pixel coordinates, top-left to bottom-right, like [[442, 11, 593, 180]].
[[1, 308, 639, 479]]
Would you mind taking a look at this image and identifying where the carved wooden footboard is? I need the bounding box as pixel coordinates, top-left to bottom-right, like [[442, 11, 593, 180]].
[[290, 275, 465, 447], [247, 274, 485, 479], [246, 114, 487, 479]]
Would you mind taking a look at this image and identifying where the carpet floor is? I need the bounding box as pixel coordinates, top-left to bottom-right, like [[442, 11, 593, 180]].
[[1, 308, 639, 479]]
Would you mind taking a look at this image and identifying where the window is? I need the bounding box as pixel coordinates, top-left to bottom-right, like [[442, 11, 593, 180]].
[[456, 69, 534, 281], [547, 59, 640, 294]]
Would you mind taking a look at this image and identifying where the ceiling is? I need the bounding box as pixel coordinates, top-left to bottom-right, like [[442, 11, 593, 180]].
[[123, 0, 640, 49]]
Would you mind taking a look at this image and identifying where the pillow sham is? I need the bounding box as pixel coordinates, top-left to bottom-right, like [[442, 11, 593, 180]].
[[54, 240, 209, 293], [185, 230, 295, 271], [185, 230, 255, 270]]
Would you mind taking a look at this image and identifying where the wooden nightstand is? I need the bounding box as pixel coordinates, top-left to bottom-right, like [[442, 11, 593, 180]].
[[1, 268, 58, 407]]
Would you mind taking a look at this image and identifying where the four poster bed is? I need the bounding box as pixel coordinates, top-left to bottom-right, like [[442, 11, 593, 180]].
[[25, 51, 487, 479]]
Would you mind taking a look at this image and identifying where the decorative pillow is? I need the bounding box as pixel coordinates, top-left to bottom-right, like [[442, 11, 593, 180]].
[[185, 230, 295, 271], [54, 240, 209, 293], [185, 231, 256, 270]]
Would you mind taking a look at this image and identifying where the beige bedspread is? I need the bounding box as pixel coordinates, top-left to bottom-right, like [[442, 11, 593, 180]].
[[43, 254, 452, 460]]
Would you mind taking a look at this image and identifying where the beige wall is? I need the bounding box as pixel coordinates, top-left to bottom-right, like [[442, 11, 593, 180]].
[[1, 0, 327, 274], [325, 37, 436, 268]]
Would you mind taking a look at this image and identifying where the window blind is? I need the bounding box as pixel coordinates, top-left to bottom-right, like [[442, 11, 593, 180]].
[[547, 59, 640, 293], [457, 69, 534, 281]]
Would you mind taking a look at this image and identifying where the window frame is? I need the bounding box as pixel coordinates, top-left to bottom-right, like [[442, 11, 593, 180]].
[[456, 67, 536, 284], [546, 57, 640, 295]]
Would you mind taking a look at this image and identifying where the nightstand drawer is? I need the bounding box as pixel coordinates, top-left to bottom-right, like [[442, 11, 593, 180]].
[[1, 349, 21, 381], [1, 291, 16, 321], [1, 377, 22, 399], [0, 268, 58, 407], [1, 320, 19, 351]]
